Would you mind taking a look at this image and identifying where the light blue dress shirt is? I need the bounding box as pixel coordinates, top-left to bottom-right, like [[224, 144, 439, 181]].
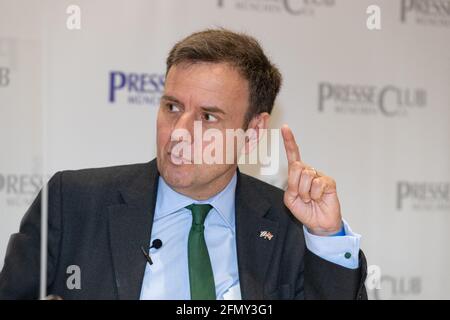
[[139, 172, 361, 300]]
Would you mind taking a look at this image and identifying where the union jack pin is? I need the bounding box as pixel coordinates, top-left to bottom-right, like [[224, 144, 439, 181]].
[[259, 231, 274, 240]]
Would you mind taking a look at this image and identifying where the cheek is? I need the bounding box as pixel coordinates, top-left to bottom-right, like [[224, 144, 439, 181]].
[[157, 127, 171, 147], [156, 116, 172, 148]]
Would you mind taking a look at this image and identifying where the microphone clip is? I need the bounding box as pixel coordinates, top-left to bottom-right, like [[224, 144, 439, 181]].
[[141, 239, 163, 265]]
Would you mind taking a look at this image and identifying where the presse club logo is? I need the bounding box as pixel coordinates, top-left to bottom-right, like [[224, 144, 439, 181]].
[[109, 71, 165, 106]]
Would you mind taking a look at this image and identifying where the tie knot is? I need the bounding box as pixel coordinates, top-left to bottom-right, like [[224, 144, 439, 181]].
[[186, 204, 213, 226]]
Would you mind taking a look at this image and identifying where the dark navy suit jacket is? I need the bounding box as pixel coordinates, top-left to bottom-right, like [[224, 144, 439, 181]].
[[0, 159, 367, 299]]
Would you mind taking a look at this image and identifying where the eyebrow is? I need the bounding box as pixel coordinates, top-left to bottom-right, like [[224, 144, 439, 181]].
[[161, 95, 183, 105], [200, 106, 226, 115], [161, 95, 226, 115]]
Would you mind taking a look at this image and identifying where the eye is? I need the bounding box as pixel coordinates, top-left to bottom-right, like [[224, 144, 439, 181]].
[[203, 113, 218, 123], [166, 103, 181, 113]]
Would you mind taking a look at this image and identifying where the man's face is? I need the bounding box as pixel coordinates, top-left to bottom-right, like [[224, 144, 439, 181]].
[[156, 62, 250, 197]]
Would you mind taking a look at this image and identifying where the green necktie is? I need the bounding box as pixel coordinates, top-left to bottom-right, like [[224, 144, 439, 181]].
[[185, 204, 216, 300]]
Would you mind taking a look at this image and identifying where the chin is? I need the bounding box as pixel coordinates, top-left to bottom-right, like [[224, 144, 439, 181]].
[[160, 162, 195, 190]]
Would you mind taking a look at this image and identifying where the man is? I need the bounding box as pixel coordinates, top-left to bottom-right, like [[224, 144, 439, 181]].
[[0, 29, 367, 300]]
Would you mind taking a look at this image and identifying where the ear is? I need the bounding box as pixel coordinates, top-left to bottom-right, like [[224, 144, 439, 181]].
[[242, 112, 270, 155]]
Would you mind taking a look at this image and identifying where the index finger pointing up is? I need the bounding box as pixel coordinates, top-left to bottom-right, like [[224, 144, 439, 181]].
[[281, 124, 302, 164]]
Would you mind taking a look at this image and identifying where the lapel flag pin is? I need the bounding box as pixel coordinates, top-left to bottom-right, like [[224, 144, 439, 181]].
[[259, 231, 274, 240]]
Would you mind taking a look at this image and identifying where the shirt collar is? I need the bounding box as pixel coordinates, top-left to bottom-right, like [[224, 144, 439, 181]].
[[155, 172, 237, 230]]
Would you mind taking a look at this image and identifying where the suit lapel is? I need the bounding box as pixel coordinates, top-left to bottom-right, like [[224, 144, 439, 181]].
[[235, 171, 279, 300], [107, 159, 159, 300]]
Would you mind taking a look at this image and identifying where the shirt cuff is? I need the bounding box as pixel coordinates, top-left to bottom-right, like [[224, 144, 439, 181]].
[[303, 220, 361, 269]]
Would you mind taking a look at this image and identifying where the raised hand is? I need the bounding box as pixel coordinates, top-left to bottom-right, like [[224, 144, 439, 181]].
[[281, 125, 342, 236]]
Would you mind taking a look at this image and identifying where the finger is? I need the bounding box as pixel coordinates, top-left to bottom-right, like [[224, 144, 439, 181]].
[[298, 168, 316, 203], [281, 125, 301, 164], [310, 177, 326, 201], [286, 161, 302, 199], [322, 176, 337, 194]]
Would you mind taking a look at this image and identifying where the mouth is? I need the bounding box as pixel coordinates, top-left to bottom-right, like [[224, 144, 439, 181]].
[[167, 151, 192, 165]]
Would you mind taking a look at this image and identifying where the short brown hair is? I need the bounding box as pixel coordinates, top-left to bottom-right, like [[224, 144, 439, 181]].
[[166, 28, 282, 126]]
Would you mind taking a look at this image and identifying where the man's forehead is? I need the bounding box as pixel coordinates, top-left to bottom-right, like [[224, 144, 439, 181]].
[[164, 62, 249, 106], [166, 63, 246, 90]]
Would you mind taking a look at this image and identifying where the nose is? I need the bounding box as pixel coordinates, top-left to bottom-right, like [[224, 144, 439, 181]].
[[168, 111, 196, 159], [171, 111, 195, 140]]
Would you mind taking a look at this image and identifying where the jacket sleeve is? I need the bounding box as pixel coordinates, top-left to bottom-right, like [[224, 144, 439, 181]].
[[302, 248, 368, 300]]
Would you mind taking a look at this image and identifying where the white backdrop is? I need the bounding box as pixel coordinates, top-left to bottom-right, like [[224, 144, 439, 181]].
[[1, 0, 449, 299]]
